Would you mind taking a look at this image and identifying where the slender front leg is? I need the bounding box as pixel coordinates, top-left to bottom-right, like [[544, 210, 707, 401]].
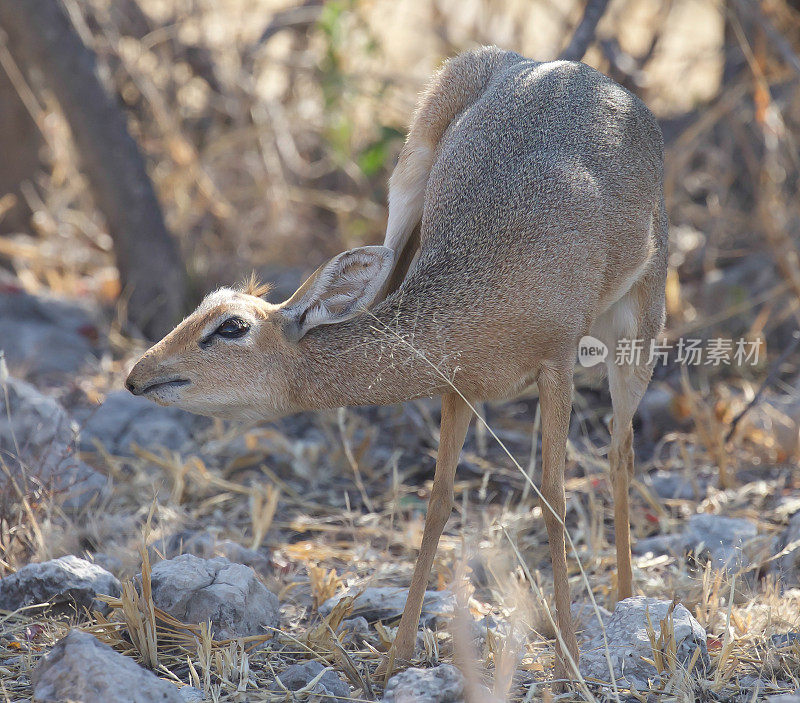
[[538, 363, 579, 687], [388, 392, 473, 669], [610, 424, 634, 600]]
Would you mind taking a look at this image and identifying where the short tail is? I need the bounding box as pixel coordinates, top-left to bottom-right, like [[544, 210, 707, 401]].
[[384, 46, 507, 254]]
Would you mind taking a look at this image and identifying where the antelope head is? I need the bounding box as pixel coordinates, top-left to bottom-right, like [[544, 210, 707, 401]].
[[125, 246, 394, 421]]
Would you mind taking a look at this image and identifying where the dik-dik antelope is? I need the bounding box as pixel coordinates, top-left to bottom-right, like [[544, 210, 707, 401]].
[[127, 46, 667, 683]]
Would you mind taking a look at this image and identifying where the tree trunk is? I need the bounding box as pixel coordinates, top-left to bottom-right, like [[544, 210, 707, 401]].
[[0, 0, 186, 339], [0, 61, 41, 234]]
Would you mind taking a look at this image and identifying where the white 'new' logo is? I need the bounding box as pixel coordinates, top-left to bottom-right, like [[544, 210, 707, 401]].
[[577, 336, 608, 368]]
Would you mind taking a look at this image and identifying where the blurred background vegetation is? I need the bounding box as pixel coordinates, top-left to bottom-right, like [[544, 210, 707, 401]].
[[3, 5, 800, 699]]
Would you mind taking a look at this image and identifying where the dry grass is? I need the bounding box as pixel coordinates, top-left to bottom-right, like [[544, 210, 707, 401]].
[[2, 0, 800, 701]]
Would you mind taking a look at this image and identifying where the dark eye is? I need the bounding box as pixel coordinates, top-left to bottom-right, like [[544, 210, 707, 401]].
[[215, 317, 250, 339]]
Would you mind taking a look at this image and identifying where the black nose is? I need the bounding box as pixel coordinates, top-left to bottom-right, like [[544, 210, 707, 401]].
[[125, 379, 137, 394]]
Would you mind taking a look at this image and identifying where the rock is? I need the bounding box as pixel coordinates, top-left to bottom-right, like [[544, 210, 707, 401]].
[[0, 555, 121, 614], [737, 675, 766, 699], [631, 514, 757, 575], [177, 686, 205, 702], [146, 554, 279, 638], [571, 602, 612, 638], [382, 664, 465, 703], [339, 616, 371, 645], [683, 514, 757, 574], [644, 470, 713, 501], [33, 629, 182, 702], [770, 632, 800, 649], [319, 587, 454, 627], [579, 597, 708, 691], [158, 530, 271, 575], [638, 385, 682, 443], [77, 391, 205, 456], [0, 288, 100, 378], [275, 660, 350, 701], [631, 533, 685, 558], [766, 694, 800, 703], [0, 376, 107, 509], [89, 552, 124, 576], [774, 512, 800, 587]]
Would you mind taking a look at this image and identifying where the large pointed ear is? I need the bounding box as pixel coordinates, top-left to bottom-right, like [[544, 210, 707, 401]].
[[280, 246, 395, 341]]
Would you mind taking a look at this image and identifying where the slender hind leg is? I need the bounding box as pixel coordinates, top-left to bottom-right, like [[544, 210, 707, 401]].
[[538, 362, 580, 685], [598, 273, 665, 601], [606, 359, 650, 600]]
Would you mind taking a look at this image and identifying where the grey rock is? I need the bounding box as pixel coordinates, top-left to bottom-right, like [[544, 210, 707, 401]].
[[0, 377, 107, 509], [638, 386, 682, 442], [77, 391, 205, 456], [770, 632, 800, 649], [146, 554, 279, 638], [469, 614, 514, 646], [631, 533, 685, 557], [339, 616, 371, 645], [0, 288, 100, 377], [89, 552, 124, 576], [276, 660, 350, 701], [0, 555, 121, 614], [382, 664, 465, 703], [766, 694, 800, 703], [644, 470, 713, 501], [579, 596, 708, 691], [177, 686, 205, 702], [737, 675, 765, 700], [341, 616, 370, 634], [631, 514, 757, 575], [775, 512, 800, 586], [571, 602, 612, 638], [320, 587, 454, 626], [158, 530, 270, 575], [683, 514, 757, 573], [33, 629, 182, 702]]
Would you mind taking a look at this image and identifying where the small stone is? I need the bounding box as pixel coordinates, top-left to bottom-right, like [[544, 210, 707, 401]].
[[276, 660, 350, 701], [683, 514, 757, 574], [644, 470, 713, 501], [177, 686, 205, 702], [319, 587, 454, 627], [774, 512, 800, 587], [0, 288, 100, 378], [638, 386, 682, 442], [631, 533, 684, 558], [159, 530, 270, 574], [382, 664, 465, 703], [631, 514, 757, 575], [579, 596, 708, 691], [146, 554, 279, 639], [770, 632, 800, 649], [339, 616, 371, 645], [89, 552, 124, 576], [766, 694, 800, 703], [0, 377, 107, 510], [33, 629, 182, 702], [0, 555, 121, 614], [77, 391, 204, 456]]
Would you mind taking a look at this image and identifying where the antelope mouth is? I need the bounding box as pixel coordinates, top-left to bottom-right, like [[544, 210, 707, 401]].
[[138, 377, 191, 395]]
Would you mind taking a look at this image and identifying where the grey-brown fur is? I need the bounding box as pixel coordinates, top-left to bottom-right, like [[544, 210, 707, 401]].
[[295, 46, 666, 408]]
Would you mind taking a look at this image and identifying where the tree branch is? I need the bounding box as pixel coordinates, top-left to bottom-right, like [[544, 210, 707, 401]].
[[559, 0, 611, 62]]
